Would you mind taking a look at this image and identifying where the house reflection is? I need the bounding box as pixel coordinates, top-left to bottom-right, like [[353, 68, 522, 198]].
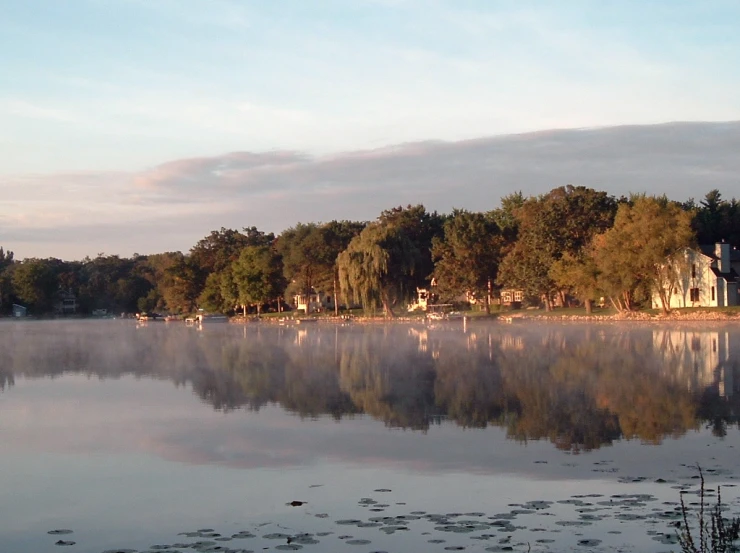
[[653, 329, 740, 398]]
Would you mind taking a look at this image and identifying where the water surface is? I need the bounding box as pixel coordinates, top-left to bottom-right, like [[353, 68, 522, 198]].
[[2, 320, 740, 552]]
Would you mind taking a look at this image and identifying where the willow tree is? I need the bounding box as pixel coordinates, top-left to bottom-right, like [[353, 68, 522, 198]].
[[591, 195, 695, 314], [337, 223, 421, 317]]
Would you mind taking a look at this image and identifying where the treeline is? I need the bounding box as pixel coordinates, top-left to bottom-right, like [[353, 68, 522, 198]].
[[1, 186, 739, 316]]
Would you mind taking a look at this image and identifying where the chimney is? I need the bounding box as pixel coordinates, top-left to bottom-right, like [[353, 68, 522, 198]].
[[715, 241, 730, 273]]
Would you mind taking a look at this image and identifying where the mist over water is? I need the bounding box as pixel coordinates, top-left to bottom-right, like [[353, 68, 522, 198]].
[[2, 320, 740, 552]]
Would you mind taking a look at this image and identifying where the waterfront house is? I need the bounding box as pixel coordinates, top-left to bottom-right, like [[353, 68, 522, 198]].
[[652, 242, 739, 309], [54, 289, 78, 315], [294, 289, 335, 314]]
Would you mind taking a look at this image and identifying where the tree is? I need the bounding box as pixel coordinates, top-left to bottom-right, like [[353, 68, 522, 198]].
[[431, 209, 504, 313], [549, 252, 599, 313], [591, 195, 695, 314], [377, 205, 445, 289], [163, 256, 201, 313], [231, 245, 286, 316], [693, 190, 740, 246], [143, 252, 192, 313], [190, 227, 275, 309], [11, 258, 63, 312], [488, 192, 524, 243], [337, 223, 421, 317], [338, 205, 443, 317], [497, 186, 616, 310], [278, 223, 335, 296], [0, 247, 14, 271], [277, 220, 365, 313], [190, 227, 273, 275], [0, 247, 15, 312]]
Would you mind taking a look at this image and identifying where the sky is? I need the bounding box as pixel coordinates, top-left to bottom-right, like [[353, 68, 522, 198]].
[[1, 0, 740, 259]]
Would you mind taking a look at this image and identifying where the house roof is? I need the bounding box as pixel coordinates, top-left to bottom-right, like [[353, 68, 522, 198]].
[[710, 266, 739, 282], [698, 243, 740, 261], [699, 244, 718, 258]]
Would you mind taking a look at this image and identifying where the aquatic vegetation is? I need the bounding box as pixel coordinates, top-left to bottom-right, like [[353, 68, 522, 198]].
[[678, 467, 740, 553]]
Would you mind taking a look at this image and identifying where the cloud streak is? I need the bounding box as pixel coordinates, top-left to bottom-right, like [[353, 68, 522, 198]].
[[2, 121, 740, 259]]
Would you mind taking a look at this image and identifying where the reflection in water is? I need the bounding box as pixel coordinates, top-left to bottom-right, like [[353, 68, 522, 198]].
[[2, 320, 740, 452]]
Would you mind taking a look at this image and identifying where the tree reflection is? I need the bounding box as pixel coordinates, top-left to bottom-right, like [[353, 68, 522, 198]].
[[2, 321, 740, 452]]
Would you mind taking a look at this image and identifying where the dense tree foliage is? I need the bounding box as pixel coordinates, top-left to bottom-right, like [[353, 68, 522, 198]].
[[431, 209, 504, 312], [337, 205, 442, 316], [591, 195, 695, 313], [231, 245, 286, 316], [496, 186, 617, 310], [1, 185, 739, 316], [277, 221, 365, 298]]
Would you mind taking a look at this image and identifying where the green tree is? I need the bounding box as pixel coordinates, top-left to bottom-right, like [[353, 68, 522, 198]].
[[431, 209, 504, 313], [277, 220, 365, 312], [337, 222, 421, 316], [338, 205, 442, 316], [693, 190, 740, 246], [0, 247, 14, 271], [231, 245, 286, 316], [497, 186, 616, 310], [488, 191, 524, 243], [549, 252, 600, 313], [190, 227, 275, 310], [142, 252, 189, 313], [0, 247, 15, 312], [11, 258, 62, 312], [591, 195, 695, 313]]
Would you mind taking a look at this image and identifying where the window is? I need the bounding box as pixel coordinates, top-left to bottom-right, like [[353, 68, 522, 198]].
[[692, 264, 696, 279], [712, 286, 715, 301], [690, 288, 700, 302], [514, 290, 523, 302]]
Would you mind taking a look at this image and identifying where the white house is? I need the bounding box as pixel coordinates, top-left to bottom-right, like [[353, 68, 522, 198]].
[[294, 290, 335, 314], [652, 242, 739, 309]]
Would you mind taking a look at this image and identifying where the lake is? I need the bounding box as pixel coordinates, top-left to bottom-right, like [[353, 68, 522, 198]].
[[2, 320, 740, 553]]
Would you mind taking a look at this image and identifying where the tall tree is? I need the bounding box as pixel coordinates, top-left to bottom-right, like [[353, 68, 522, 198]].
[[190, 227, 273, 275], [497, 186, 616, 310], [337, 223, 421, 317], [277, 221, 365, 311], [0, 247, 14, 271], [0, 247, 14, 312], [231, 245, 286, 316], [591, 195, 695, 314], [190, 227, 275, 308], [431, 209, 504, 313], [337, 206, 441, 317], [549, 252, 600, 313], [11, 258, 63, 312]]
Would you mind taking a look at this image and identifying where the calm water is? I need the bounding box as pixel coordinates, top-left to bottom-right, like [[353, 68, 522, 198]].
[[2, 320, 740, 553]]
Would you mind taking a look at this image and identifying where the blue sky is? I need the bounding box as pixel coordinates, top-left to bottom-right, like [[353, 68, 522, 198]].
[[1, 0, 740, 258]]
